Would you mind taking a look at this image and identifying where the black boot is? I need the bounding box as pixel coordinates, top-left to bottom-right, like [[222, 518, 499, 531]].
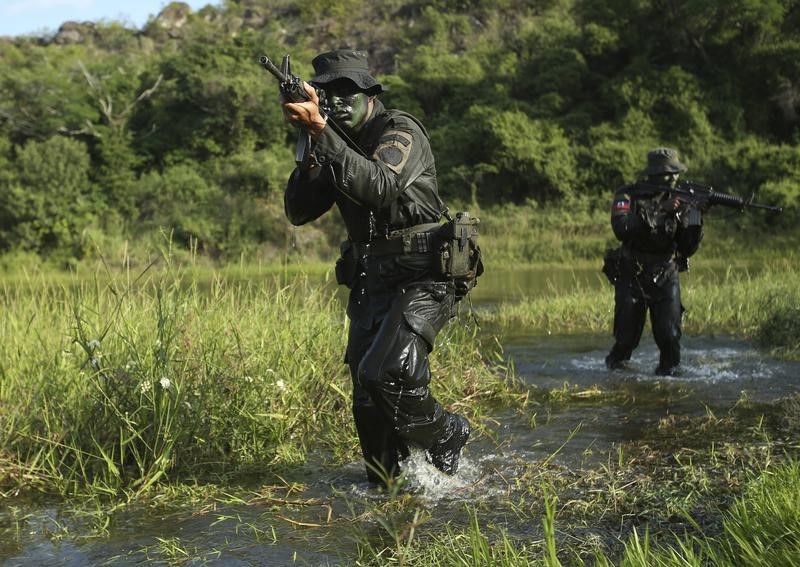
[[605, 354, 627, 369], [654, 365, 682, 376], [354, 404, 408, 487], [605, 344, 632, 369], [426, 414, 470, 475]]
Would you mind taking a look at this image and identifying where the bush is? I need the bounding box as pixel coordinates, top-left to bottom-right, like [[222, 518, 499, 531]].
[[0, 136, 95, 263]]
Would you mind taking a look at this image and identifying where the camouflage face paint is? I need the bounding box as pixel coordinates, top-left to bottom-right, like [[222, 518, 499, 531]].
[[323, 89, 371, 132], [649, 173, 680, 188]]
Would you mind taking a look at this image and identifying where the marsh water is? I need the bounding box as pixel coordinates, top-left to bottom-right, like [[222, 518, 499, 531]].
[[3, 266, 800, 566]]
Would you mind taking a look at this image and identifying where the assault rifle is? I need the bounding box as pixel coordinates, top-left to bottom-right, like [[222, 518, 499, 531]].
[[631, 180, 783, 214], [259, 54, 368, 166]]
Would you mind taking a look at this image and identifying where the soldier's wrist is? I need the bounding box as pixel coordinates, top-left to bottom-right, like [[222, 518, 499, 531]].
[[308, 114, 327, 137]]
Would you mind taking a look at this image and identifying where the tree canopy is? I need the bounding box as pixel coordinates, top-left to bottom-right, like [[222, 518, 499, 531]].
[[1, 0, 798, 264]]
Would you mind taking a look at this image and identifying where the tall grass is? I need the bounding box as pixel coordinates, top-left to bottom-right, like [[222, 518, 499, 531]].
[[594, 459, 800, 566], [483, 259, 800, 356], [471, 201, 799, 267], [0, 260, 514, 497]]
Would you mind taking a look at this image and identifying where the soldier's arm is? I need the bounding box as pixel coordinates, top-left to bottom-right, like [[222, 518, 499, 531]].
[[610, 190, 647, 242], [311, 116, 428, 211], [284, 165, 336, 226]]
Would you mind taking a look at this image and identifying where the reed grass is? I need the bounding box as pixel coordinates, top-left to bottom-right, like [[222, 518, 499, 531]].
[[483, 258, 800, 357], [346, 455, 800, 567], [0, 258, 515, 497]]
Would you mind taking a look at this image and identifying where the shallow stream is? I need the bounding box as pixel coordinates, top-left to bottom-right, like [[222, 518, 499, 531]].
[[3, 266, 799, 566]]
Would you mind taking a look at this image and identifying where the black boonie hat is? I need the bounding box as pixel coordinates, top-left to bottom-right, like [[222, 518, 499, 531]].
[[310, 49, 384, 95], [643, 147, 688, 176]]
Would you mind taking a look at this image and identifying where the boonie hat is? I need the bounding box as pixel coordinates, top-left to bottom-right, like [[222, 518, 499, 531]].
[[643, 147, 688, 176], [310, 49, 384, 95]]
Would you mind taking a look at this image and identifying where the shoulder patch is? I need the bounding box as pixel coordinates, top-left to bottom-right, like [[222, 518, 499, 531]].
[[373, 129, 413, 174], [612, 194, 631, 215]]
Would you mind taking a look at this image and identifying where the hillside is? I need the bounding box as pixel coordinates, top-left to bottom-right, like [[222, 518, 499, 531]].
[[1, 0, 798, 266]]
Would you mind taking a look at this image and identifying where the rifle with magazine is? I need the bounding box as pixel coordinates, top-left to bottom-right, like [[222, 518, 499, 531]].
[[630, 180, 783, 214]]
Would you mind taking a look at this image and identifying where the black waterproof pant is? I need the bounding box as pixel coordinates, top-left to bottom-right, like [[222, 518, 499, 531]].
[[607, 270, 683, 373], [346, 282, 456, 484]]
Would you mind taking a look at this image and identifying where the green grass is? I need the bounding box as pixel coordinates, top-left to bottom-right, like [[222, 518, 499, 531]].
[[0, 257, 517, 498], [345, 453, 800, 566], [469, 200, 799, 267], [2, 248, 800, 565], [481, 258, 800, 357]]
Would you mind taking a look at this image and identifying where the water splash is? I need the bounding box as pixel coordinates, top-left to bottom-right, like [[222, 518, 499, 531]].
[[398, 447, 481, 500]]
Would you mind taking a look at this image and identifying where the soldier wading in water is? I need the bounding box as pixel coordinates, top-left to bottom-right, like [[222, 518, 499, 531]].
[[279, 49, 480, 487], [603, 148, 704, 376]]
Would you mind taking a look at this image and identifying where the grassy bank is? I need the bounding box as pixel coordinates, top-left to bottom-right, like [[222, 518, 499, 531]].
[[0, 261, 517, 498], [483, 258, 800, 358], [448, 199, 799, 267], [352, 455, 800, 566]]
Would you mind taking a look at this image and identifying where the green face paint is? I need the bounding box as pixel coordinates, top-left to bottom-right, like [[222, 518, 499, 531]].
[[323, 88, 370, 132], [649, 173, 680, 188]]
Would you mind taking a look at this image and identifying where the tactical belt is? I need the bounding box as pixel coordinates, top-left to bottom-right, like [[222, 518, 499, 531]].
[[354, 223, 441, 257], [630, 248, 675, 264]]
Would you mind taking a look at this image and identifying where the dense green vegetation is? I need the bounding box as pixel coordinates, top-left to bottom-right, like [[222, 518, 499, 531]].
[[0, 262, 513, 496], [2, 2, 799, 564], [1, 0, 798, 267]]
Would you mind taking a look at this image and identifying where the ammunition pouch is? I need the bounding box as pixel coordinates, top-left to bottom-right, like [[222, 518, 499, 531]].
[[436, 212, 484, 298], [335, 240, 358, 288], [676, 253, 689, 273], [602, 246, 624, 285], [343, 213, 484, 298]]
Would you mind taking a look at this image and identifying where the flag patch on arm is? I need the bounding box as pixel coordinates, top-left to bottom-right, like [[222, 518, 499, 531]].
[[612, 197, 631, 215]]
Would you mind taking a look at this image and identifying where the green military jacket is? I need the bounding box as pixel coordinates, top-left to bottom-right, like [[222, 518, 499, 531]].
[[284, 98, 443, 241], [284, 99, 446, 325]]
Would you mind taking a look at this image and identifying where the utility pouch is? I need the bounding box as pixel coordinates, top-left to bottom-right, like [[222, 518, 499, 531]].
[[335, 240, 358, 288], [436, 211, 484, 283], [676, 253, 689, 273], [602, 246, 624, 285]]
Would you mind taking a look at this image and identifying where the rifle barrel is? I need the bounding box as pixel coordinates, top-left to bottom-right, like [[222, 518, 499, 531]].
[[259, 55, 288, 82], [746, 202, 783, 213]]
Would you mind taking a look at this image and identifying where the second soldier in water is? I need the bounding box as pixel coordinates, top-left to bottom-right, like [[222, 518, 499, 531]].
[[603, 148, 704, 376]]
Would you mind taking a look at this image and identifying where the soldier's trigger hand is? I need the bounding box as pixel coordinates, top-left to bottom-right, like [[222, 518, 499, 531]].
[[659, 196, 682, 213], [282, 82, 326, 136]]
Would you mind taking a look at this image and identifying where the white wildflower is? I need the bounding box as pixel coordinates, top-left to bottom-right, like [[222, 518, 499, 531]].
[[244, 375, 254, 383], [87, 339, 101, 350], [159, 377, 172, 390], [276, 379, 287, 392], [140, 380, 152, 394]]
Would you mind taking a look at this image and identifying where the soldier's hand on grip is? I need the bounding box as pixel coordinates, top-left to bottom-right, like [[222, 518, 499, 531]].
[[282, 82, 327, 135], [659, 196, 682, 213]]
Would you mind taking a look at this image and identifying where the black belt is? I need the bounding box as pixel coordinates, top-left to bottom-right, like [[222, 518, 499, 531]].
[[630, 249, 675, 264], [354, 223, 441, 257]]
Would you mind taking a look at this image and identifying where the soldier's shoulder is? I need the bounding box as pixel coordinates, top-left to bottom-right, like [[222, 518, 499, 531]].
[[381, 109, 429, 138], [614, 183, 636, 197]]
